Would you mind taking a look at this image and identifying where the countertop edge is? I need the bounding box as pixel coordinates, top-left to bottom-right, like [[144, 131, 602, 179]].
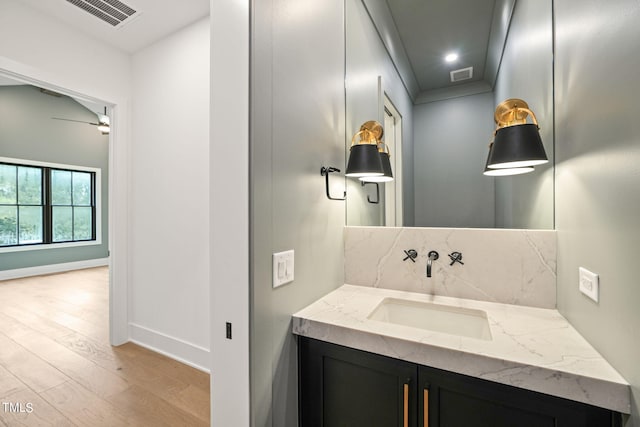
[[292, 315, 631, 414]]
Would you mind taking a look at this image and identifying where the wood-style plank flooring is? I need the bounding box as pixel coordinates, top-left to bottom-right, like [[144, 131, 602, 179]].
[[0, 267, 210, 426]]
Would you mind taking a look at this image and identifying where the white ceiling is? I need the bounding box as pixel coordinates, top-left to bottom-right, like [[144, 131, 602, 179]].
[[2, 0, 208, 121], [18, 0, 209, 53]]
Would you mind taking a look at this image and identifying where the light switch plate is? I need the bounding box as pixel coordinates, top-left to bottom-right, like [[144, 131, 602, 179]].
[[273, 250, 294, 288], [579, 267, 599, 303]]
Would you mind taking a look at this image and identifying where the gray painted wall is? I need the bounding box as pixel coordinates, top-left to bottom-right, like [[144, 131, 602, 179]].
[[413, 92, 496, 228], [345, 0, 415, 227], [484, 0, 516, 88], [248, 0, 640, 425], [250, 0, 345, 425], [0, 85, 108, 270], [493, 0, 554, 229], [555, 0, 640, 424], [411, 0, 553, 229]]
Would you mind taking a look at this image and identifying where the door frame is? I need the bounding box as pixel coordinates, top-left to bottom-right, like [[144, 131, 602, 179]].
[[0, 57, 129, 345], [383, 93, 404, 227]]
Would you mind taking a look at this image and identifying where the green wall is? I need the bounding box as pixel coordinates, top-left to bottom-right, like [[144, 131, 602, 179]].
[[0, 85, 109, 271]]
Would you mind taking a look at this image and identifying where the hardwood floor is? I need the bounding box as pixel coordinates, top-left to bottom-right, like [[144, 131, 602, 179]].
[[0, 267, 210, 426]]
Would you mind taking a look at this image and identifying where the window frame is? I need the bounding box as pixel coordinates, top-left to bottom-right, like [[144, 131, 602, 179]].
[[0, 157, 102, 253], [0, 164, 44, 246]]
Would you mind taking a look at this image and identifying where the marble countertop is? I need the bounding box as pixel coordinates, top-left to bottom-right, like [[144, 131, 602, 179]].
[[292, 284, 630, 413]]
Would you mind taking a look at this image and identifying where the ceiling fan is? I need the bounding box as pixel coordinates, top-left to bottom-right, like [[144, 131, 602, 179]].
[[52, 107, 110, 135]]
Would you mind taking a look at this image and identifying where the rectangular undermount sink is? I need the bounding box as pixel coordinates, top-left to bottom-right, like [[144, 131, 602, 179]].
[[367, 298, 492, 340]]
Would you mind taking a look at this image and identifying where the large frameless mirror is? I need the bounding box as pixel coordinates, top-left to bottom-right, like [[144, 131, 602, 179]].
[[345, 0, 554, 229]]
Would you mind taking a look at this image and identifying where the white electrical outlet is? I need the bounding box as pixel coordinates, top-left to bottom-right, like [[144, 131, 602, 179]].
[[579, 267, 599, 303], [273, 250, 294, 288]]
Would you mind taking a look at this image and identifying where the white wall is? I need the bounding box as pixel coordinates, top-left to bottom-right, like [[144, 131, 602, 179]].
[[0, 0, 131, 344], [130, 18, 210, 370], [210, 0, 250, 424], [0, 1, 130, 102]]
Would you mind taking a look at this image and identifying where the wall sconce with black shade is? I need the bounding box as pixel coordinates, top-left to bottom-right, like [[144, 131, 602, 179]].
[[360, 142, 394, 183], [483, 142, 535, 176], [326, 120, 394, 201], [485, 98, 548, 173], [345, 121, 385, 178]]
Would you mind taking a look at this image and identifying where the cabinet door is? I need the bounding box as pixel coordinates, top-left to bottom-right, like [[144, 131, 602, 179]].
[[299, 337, 418, 427], [418, 365, 619, 427]]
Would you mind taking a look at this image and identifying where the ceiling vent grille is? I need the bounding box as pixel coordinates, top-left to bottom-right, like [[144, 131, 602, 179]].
[[450, 67, 474, 83], [65, 0, 139, 28]]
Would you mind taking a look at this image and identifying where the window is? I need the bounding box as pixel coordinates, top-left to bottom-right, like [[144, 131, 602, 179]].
[[0, 159, 99, 249], [0, 164, 43, 246], [51, 169, 95, 242]]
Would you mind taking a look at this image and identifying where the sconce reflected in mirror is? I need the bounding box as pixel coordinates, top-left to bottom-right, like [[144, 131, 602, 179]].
[[345, 120, 385, 178], [483, 142, 535, 176], [360, 142, 394, 183], [484, 98, 548, 174], [329, 120, 395, 202]]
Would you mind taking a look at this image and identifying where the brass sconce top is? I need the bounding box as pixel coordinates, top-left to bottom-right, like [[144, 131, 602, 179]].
[[494, 98, 539, 130], [354, 120, 391, 158], [350, 120, 384, 146], [345, 120, 394, 179]]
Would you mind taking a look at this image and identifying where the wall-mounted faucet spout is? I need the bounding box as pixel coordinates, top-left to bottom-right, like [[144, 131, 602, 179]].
[[426, 251, 439, 278]]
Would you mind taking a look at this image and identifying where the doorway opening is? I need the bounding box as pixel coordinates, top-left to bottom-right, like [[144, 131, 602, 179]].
[[0, 66, 123, 344]]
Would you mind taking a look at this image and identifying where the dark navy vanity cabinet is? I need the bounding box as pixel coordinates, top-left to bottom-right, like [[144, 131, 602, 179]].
[[299, 337, 622, 427]]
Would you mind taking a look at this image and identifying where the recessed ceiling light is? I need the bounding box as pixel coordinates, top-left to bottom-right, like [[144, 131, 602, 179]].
[[445, 52, 459, 63]]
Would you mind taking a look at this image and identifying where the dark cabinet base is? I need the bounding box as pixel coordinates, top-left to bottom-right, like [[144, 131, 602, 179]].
[[299, 337, 621, 427], [299, 336, 417, 426]]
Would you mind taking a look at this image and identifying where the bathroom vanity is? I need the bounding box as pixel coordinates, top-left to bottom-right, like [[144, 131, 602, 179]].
[[299, 337, 618, 426], [293, 285, 629, 426]]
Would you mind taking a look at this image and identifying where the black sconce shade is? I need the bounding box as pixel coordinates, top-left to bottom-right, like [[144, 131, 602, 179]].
[[483, 166, 534, 176], [360, 151, 393, 182], [345, 144, 384, 177], [483, 142, 535, 176], [487, 124, 548, 169]]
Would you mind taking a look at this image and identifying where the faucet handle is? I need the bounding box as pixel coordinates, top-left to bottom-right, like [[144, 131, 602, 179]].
[[403, 249, 418, 263], [448, 251, 464, 266]]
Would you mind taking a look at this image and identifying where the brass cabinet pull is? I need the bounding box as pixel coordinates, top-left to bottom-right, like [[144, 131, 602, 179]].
[[423, 388, 429, 427], [403, 383, 409, 427]]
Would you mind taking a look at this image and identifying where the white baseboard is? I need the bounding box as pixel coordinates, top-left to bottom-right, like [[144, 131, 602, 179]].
[[0, 258, 110, 281], [128, 323, 210, 373]]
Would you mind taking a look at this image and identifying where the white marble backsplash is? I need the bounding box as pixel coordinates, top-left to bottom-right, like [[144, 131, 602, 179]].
[[345, 226, 557, 308]]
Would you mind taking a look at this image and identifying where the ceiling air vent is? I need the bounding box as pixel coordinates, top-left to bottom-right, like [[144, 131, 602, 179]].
[[65, 0, 140, 28], [450, 67, 474, 83]]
